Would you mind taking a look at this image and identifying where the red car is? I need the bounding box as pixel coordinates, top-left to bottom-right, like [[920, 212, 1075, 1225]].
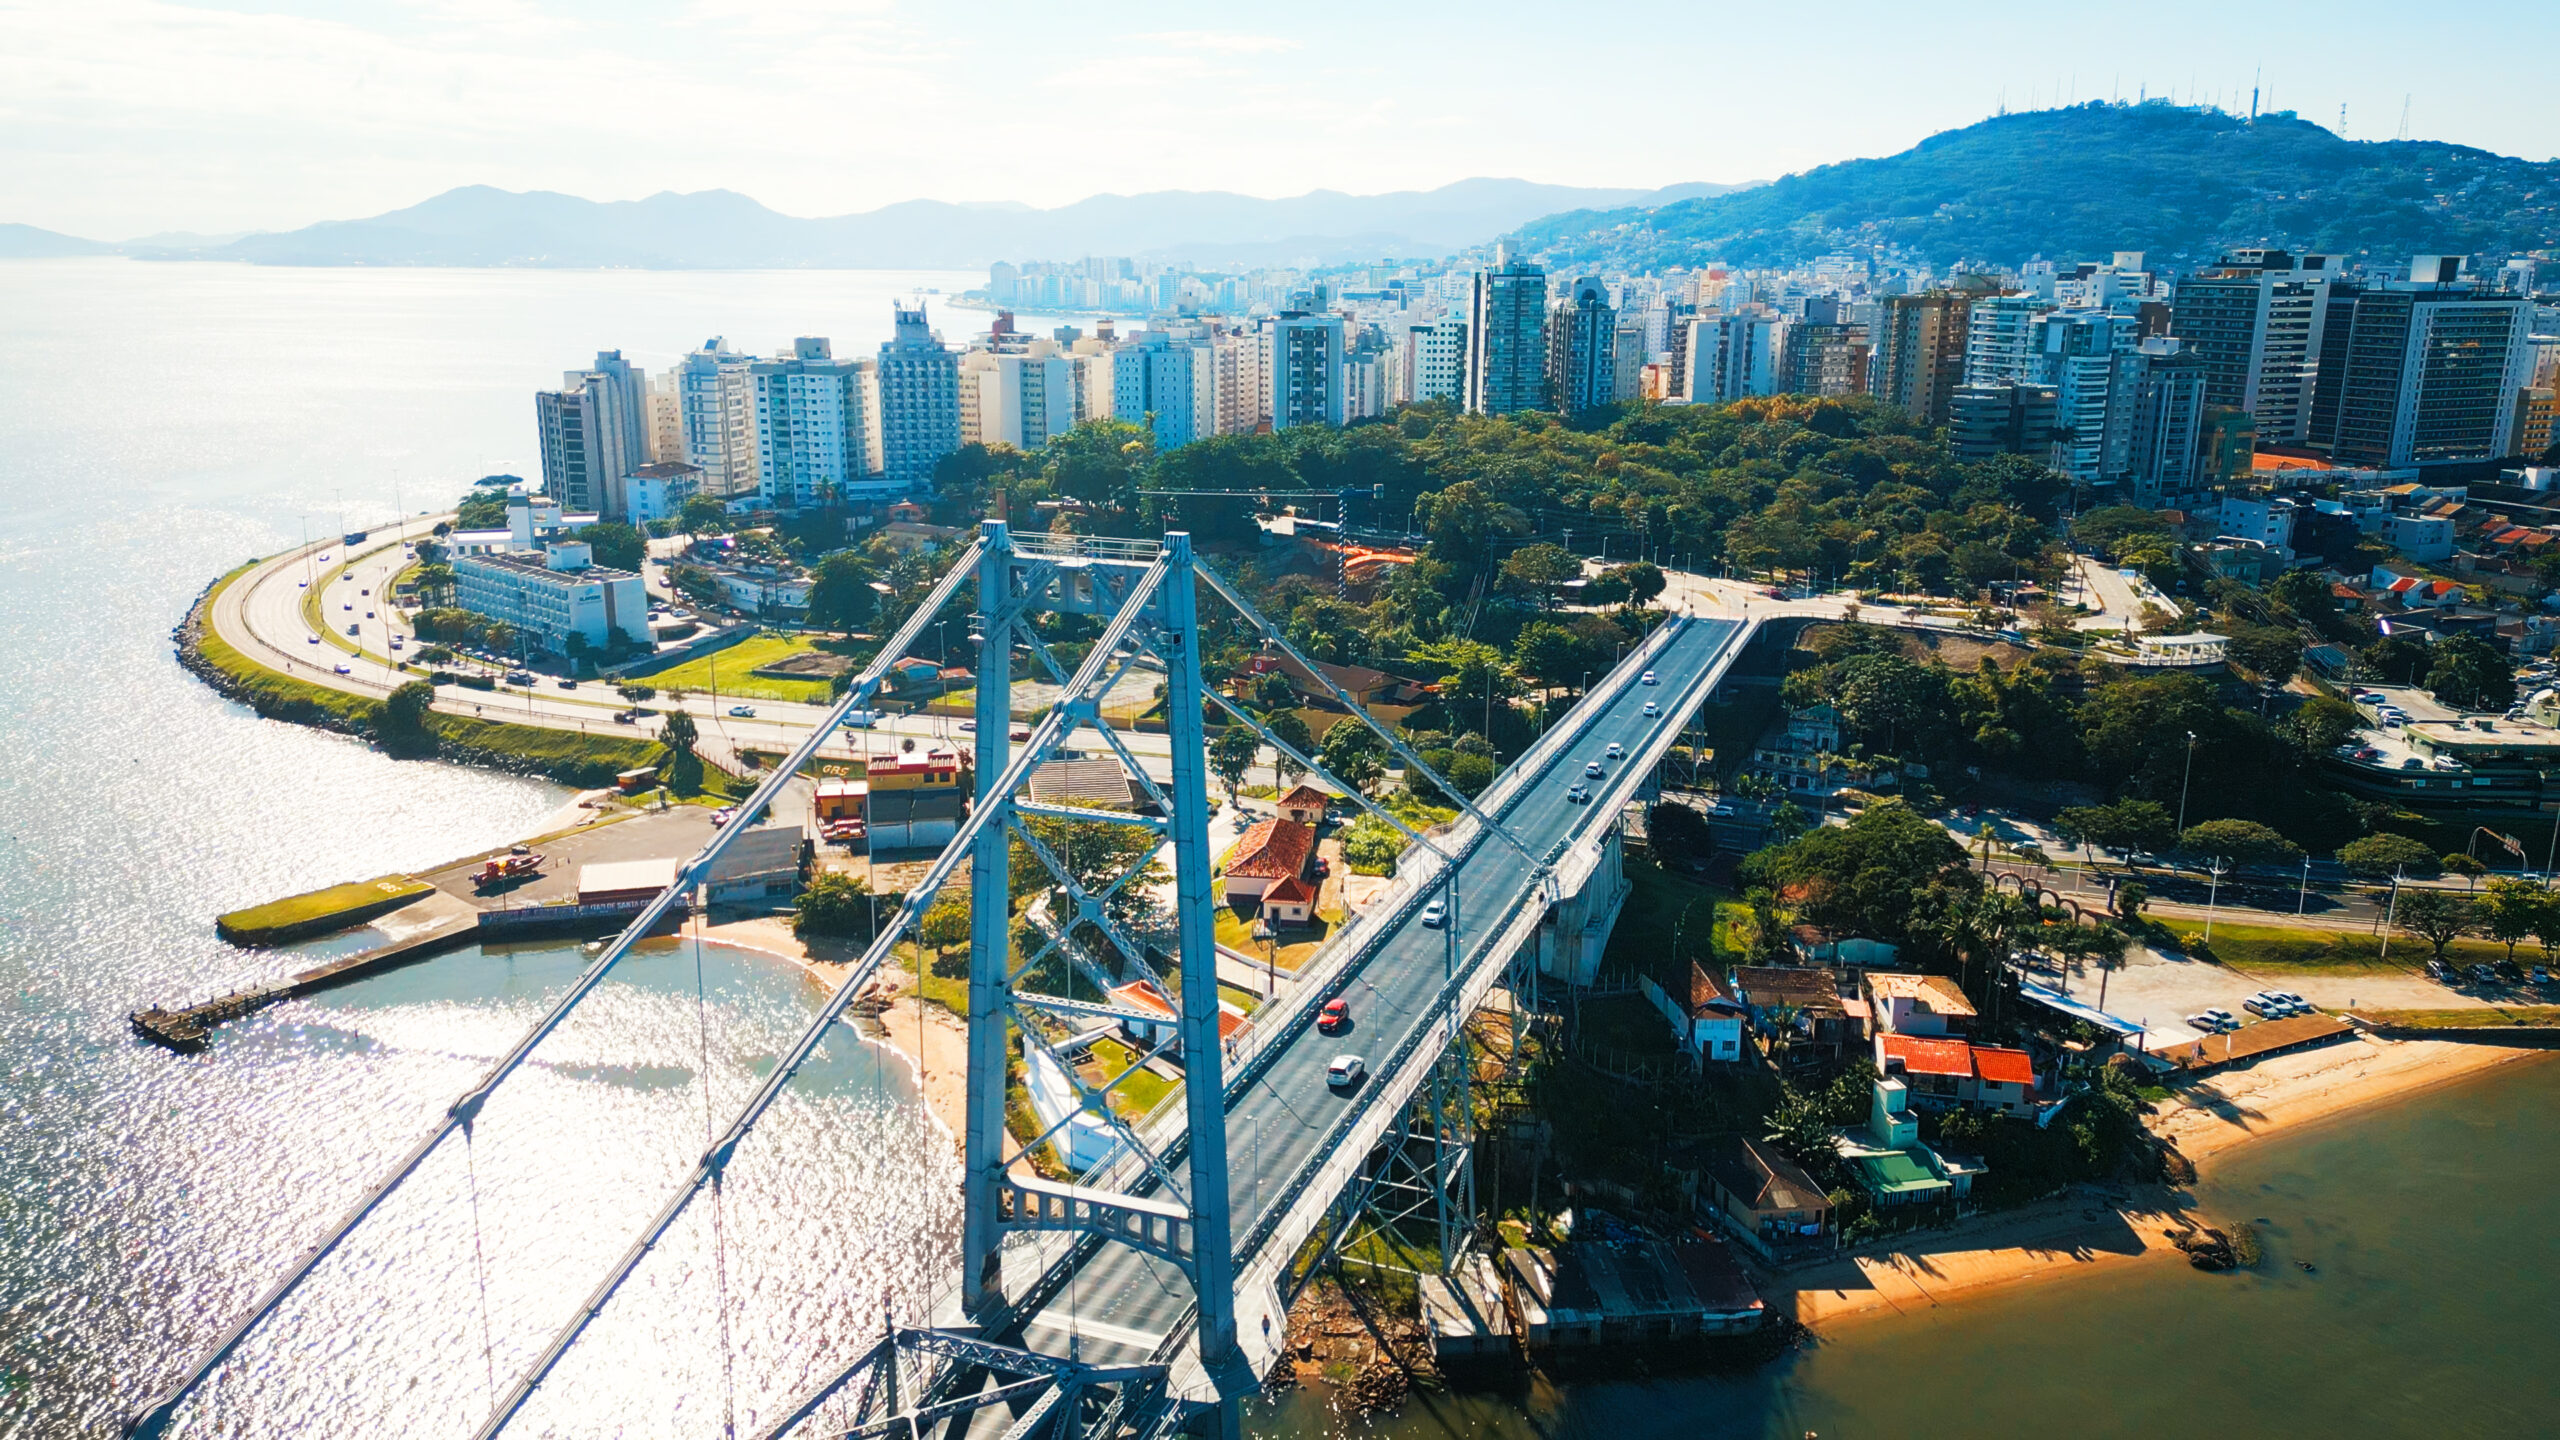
[[1318, 998, 1350, 1033]]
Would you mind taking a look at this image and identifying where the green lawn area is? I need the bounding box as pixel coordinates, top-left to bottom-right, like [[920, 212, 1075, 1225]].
[[1211, 899, 1333, 970], [1083, 1036, 1177, 1117], [217, 875, 433, 945], [2361, 1004, 2560, 1029], [638, 633, 831, 703], [2159, 918, 2520, 975], [1603, 848, 1730, 984]]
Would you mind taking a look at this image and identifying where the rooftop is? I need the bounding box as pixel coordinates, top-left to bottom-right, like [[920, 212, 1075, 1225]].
[[1224, 817, 1315, 881], [1878, 1033, 1974, 1079], [456, 549, 641, 585], [1866, 972, 1977, 1018], [1730, 967, 1845, 1016], [1699, 1133, 1828, 1216]]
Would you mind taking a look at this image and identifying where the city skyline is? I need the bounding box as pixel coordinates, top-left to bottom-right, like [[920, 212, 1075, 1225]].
[[9, 0, 2560, 241]]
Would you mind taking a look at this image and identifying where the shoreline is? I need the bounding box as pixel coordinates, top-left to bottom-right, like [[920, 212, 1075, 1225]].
[[1758, 1035, 2550, 1334]]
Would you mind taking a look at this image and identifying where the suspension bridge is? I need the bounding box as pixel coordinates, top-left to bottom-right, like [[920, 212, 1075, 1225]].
[[129, 521, 1761, 1440]]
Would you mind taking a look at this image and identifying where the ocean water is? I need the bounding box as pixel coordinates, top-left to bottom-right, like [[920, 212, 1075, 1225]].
[[0, 260, 1065, 1437]]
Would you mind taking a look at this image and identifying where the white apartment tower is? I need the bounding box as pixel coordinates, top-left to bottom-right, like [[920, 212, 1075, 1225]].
[[750, 337, 879, 510], [535, 350, 648, 521], [1269, 313, 1344, 429], [1113, 331, 1199, 449], [676, 338, 760, 498]]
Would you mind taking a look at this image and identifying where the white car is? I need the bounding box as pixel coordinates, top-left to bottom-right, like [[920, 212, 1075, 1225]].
[[1640, 670, 1658, 685], [1327, 1054, 1366, 1089], [1642, 701, 1659, 717], [1584, 760, 1604, 778], [332, 663, 352, 675], [839, 710, 881, 729], [1605, 741, 1623, 759], [1421, 900, 1447, 928], [728, 704, 757, 717], [2188, 1008, 2237, 1031], [1566, 783, 1589, 803]]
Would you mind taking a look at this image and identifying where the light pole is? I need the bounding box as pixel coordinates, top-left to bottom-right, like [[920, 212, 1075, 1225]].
[[2203, 858, 2228, 942], [2297, 854, 2311, 916], [2176, 730, 2198, 837], [2378, 864, 2405, 963]]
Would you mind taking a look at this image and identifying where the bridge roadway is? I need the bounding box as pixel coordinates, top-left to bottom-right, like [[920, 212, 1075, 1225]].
[[984, 614, 1750, 1391]]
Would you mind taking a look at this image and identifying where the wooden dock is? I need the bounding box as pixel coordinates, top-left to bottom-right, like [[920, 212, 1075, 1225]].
[[131, 910, 483, 1053]]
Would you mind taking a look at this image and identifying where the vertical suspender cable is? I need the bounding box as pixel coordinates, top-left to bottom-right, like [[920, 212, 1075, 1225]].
[[690, 894, 738, 1439], [464, 1122, 497, 1406]]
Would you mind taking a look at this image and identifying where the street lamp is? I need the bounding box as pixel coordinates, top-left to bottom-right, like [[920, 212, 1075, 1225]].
[[2204, 858, 2229, 942], [2176, 731, 2198, 837], [2297, 854, 2312, 916]]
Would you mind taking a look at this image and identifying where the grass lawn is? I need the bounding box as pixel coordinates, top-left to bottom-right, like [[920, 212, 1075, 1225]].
[[2158, 918, 2520, 975], [1212, 900, 1331, 970], [217, 875, 432, 945], [1603, 848, 1731, 983], [1082, 1036, 1177, 1117], [638, 633, 831, 703], [2360, 1004, 2560, 1029]]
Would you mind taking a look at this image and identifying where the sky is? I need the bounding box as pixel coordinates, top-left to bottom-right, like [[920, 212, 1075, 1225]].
[[7, 0, 2560, 241]]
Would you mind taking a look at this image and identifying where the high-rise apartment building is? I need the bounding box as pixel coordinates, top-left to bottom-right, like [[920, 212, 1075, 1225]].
[[2168, 251, 2345, 445], [1212, 328, 1269, 435], [1684, 309, 1785, 403], [1412, 313, 1468, 404], [2325, 265, 2536, 467], [1546, 277, 1618, 416], [2030, 310, 2141, 484], [1269, 313, 1344, 429], [978, 343, 1076, 452], [877, 304, 961, 487], [535, 351, 648, 519], [1112, 332, 1199, 448], [645, 372, 684, 466], [1779, 299, 1870, 397], [2123, 337, 2209, 507], [750, 337, 878, 510], [1949, 382, 2057, 462], [1467, 250, 1548, 415], [1611, 316, 1648, 404], [676, 338, 760, 499], [1963, 295, 2053, 387], [1870, 293, 1976, 425]]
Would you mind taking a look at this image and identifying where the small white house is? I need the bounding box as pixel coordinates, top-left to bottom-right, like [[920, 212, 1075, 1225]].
[[1643, 960, 1747, 1064]]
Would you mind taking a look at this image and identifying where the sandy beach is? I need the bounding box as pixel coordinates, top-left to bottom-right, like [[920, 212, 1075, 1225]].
[[696, 911, 2548, 1339], [697, 914, 974, 1141], [1758, 1033, 2552, 1332]]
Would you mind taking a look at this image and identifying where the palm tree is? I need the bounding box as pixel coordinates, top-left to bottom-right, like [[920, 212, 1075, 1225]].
[[2085, 921, 2131, 1011]]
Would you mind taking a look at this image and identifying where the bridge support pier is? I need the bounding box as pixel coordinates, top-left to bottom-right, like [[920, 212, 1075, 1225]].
[[964, 520, 1017, 1315]]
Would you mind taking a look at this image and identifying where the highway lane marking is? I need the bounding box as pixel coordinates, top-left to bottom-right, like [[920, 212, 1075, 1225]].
[[1025, 1311, 1164, 1349]]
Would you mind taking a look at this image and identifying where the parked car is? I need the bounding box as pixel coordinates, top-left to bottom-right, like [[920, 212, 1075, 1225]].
[[728, 704, 756, 717], [2189, 1008, 2236, 1031], [2269, 990, 2309, 1012], [1421, 900, 1447, 927], [1326, 1054, 1366, 1089], [1318, 999, 1350, 1034], [2427, 960, 2456, 983], [2494, 960, 2526, 984], [2468, 963, 2499, 984], [2532, 967, 2553, 987]]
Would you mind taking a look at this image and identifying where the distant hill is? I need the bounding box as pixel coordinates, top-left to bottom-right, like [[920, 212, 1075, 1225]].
[[19, 178, 1750, 270], [1512, 103, 2560, 270], [0, 223, 112, 258]]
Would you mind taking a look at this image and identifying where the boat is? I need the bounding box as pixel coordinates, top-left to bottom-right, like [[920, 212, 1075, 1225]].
[[472, 852, 544, 889]]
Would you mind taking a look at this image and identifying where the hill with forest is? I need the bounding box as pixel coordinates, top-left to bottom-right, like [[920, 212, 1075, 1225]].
[[1513, 103, 2560, 270]]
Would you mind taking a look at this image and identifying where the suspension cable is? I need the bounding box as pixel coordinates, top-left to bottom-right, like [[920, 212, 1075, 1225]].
[[464, 1122, 497, 1406], [690, 897, 738, 1440]]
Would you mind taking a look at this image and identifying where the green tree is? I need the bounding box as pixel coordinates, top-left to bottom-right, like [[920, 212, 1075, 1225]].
[[2113, 880, 2148, 924], [1340, 816, 1407, 875], [2425, 633, 2514, 711], [2177, 818, 2302, 869], [2440, 853, 2488, 890], [1742, 800, 1974, 950], [2393, 888, 2472, 963], [679, 495, 731, 535], [1647, 800, 1713, 868], [1269, 710, 1314, 784], [1511, 620, 1581, 683], [1042, 419, 1155, 509], [2475, 877, 2549, 961], [1445, 751, 1495, 798], [1609, 561, 1667, 607], [2054, 798, 2177, 862], [794, 871, 875, 940], [1764, 1085, 1837, 1166], [1210, 726, 1259, 801], [1252, 670, 1298, 712], [805, 550, 878, 630], [1500, 542, 1582, 608], [2221, 623, 2303, 685], [1317, 719, 1387, 796], [580, 520, 646, 572], [661, 708, 703, 793], [918, 891, 973, 969], [375, 680, 437, 754], [2336, 832, 2440, 878]]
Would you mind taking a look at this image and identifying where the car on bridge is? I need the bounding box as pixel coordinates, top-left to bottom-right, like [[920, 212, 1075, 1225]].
[[1605, 741, 1623, 759], [1583, 760, 1604, 777], [333, 663, 352, 675], [1566, 783, 1589, 803], [728, 705, 757, 717], [1641, 670, 1657, 685], [1642, 701, 1659, 717], [1318, 998, 1350, 1033], [1420, 899, 1446, 927], [1326, 1054, 1366, 1089]]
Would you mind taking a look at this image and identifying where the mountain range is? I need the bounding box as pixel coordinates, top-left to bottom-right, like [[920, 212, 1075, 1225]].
[[1512, 102, 2560, 271], [0, 178, 1747, 270]]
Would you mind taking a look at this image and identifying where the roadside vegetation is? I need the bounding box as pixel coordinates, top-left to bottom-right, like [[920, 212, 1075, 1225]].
[[216, 875, 432, 945]]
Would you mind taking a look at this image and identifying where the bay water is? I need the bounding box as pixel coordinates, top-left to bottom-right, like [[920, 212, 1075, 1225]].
[[2, 259, 2552, 1439]]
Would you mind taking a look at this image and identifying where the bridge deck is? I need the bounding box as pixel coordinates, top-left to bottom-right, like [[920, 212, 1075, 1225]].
[[984, 615, 1752, 1394]]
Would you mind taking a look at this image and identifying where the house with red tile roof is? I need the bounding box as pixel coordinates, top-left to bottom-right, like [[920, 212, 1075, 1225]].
[[1108, 979, 1249, 1051], [1218, 817, 1315, 902], [1276, 784, 1333, 826], [1259, 874, 1318, 928], [1876, 1033, 2040, 1117]]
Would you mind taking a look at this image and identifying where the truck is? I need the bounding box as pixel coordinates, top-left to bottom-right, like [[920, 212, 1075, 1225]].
[[472, 852, 544, 889]]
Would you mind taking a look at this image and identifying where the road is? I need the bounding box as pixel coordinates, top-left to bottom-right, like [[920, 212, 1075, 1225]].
[[214, 524, 1181, 779], [993, 615, 1750, 1380]]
